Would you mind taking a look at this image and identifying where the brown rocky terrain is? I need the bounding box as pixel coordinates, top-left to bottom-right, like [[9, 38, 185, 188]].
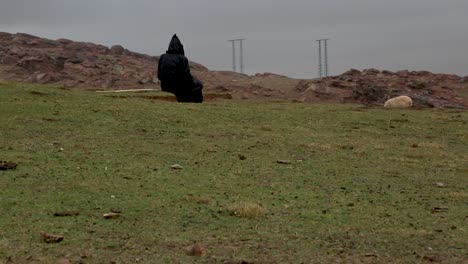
[[1, 32, 467, 108]]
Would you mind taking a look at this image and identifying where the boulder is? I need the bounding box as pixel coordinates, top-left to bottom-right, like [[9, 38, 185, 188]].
[[56, 38, 73, 45], [110, 45, 124, 55], [362, 68, 380, 75], [295, 80, 311, 92], [35, 73, 56, 84], [384, 95, 413, 108], [17, 56, 65, 72], [1, 55, 19, 65], [343, 68, 361, 76], [396, 70, 410, 78], [352, 85, 388, 105]]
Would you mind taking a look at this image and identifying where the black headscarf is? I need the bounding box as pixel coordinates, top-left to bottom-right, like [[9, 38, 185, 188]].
[[166, 34, 185, 55]]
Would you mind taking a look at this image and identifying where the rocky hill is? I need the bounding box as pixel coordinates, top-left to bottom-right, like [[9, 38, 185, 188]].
[[1, 32, 467, 108]]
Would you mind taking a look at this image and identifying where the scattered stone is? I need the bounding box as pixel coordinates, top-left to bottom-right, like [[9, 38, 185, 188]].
[[80, 250, 93, 259], [0, 161, 17, 170], [56, 259, 72, 264], [396, 70, 410, 78], [110, 208, 122, 214], [0, 55, 19, 65], [41, 233, 64, 243], [436, 182, 445, 187], [184, 244, 206, 256], [30, 90, 48, 96], [103, 212, 120, 219], [294, 80, 311, 92], [138, 76, 152, 85], [407, 81, 427, 89], [431, 207, 449, 213], [352, 85, 387, 106], [343, 68, 361, 76], [110, 45, 125, 55], [422, 255, 445, 262], [56, 38, 73, 45], [382, 70, 395, 75], [171, 164, 183, 170], [35, 73, 55, 84], [340, 145, 354, 150], [330, 81, 347, 88], [185, 194, 212, 205], [362, 68, 380, 75], [54, 211, 80, 217]]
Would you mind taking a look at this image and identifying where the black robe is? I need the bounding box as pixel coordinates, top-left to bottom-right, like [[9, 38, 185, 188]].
[[157, 34, 203, 103]]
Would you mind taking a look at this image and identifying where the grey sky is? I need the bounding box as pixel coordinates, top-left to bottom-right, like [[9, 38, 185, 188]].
[[1, 0, 467, 78]]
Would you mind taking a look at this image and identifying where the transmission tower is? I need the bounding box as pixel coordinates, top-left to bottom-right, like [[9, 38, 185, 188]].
[[228, 38, 246, 74], [316, 38, 330, 78], [228, 40, 236, 72]]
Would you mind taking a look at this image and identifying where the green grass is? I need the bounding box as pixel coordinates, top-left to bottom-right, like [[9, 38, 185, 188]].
[[0, 83, 467, 263]]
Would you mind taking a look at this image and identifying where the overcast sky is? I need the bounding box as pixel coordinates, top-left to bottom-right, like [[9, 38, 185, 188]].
[[1, 0, 467, 78]]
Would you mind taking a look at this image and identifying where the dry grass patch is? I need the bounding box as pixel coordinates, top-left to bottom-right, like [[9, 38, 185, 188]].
[[303, 142, 334, 151], [184, 194, 212, 205], [417, 141, 448, 149], [448, 192, 468, 200], [227, 202, 268, 218], [259, 125, 273, 132]]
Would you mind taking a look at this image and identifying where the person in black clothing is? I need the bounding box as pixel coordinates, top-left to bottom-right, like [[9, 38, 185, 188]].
[[157, 34, 203, 103]]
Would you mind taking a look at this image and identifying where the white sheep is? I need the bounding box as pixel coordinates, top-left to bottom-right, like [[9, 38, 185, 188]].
[[384, 95, 413, 108]]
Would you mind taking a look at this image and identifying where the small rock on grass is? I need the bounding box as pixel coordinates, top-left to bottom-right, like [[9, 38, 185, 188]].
[[41, 233, 64, 243], [276, 160, 292, 164], [0, 161, 17, 170], [171, 164, 183, 170], [431, 207, 449, 213], [56, 259, 72, 264], [54, 211, 80, 217], [110, 208, 122, 214], [184, 244, 205, 256], [103, 212, 120, 219]]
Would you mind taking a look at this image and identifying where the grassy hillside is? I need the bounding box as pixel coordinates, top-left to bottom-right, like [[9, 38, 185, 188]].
[[0, 83, 467, 263]]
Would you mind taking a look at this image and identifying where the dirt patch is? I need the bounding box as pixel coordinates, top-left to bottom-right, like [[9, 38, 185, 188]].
[[42, 118, 60, 122], [137, 95, 177, 102], [54, 211, 80, 217], [30, 91, 48, 96], [41, 233, 64, 243]]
